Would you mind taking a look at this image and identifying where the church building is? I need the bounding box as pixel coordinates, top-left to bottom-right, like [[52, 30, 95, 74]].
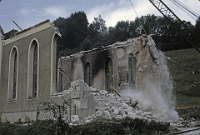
[[0, 20, 157, 122]]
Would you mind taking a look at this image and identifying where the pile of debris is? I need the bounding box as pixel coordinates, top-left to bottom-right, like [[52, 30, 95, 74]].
[[82, 89, 156, 123], [64, 81, 200, 134], [62, 80, 165, 125]]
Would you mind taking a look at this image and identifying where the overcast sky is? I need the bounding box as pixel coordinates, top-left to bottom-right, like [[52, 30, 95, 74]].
[[0, 0, 200, 32]]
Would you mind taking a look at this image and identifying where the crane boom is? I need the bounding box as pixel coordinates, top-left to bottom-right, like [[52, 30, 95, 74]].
[[149, 0, 200, 53]]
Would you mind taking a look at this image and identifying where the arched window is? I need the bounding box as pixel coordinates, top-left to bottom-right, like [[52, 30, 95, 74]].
[[27, 40, 39, 98], [8, 47, 18, 100], [129, 56, 136, 89], [33, 44, 38, 97], [51, 34, 60, 94], [105, 57, 113, 92], [84, 62, 92, 86]]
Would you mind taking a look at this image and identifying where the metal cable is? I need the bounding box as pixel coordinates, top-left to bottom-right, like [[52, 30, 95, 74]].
[[174, 0, 199, 18], [159, 53, 199, 74], [128, 0, 147, 35], [170, 0, 199, 20]]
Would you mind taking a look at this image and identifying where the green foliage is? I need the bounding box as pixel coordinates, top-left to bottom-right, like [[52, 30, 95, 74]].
[[57, 11, 199, 54], [0, 117, 170, 135], [109, 20, 138, 42], [68, 117, 125, 135], [54, 12, 200, 56], [0, 119, 68, 135], [194, 17, 200, 38], [165, 48, 200, 110], [0, 122, 16, 135], [120, 117, 169, 135], [53, 11, 88, 55]]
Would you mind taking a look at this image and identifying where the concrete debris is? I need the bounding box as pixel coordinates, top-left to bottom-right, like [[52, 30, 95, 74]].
[[61, 80, 200, 135], [62, 80, 162, 125]]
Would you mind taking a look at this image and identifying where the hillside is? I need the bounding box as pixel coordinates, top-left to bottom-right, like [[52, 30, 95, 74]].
[[165, 48, 200, 117]]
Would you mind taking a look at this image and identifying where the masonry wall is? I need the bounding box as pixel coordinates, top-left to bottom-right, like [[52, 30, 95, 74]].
[[60, 40, 138, 92], [0, 30, 3, 115], [0, 24, 59, 122], [0, 22, 139, 122]]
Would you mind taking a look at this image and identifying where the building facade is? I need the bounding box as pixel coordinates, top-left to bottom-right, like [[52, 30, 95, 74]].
[[0, 20, 157, 122], [0, 20, 62, 122]]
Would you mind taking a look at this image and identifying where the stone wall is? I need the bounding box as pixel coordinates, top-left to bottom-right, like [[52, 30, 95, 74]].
[[1, 23, 155, 122], [59, 38, 140, 92], [0, 20, 61, 122]]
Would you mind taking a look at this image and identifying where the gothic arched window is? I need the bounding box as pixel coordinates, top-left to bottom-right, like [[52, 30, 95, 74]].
[[84, 62, 92, 86], [51, 34, 60, 94], [27, 40, 39, 98], [105, 57, 113, 92], [8, 47, 18, 100]]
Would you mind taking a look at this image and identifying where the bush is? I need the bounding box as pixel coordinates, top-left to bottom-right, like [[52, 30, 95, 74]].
[[0, 117, 170, 135]]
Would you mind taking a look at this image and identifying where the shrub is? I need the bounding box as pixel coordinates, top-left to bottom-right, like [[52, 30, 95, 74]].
[[0, 117, 170, 135]]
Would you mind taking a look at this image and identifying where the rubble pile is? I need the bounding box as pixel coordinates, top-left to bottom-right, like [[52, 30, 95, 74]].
[[63, 81, 165, 124], [83, 90, 156, 123], [62, 34, 179, 124]]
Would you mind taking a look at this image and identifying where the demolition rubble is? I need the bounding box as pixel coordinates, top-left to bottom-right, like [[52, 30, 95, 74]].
[[39, 34, 179, 124], [37, 34, 200, 134], [63, 80, 157, 124], [44, 79, 200, 135]]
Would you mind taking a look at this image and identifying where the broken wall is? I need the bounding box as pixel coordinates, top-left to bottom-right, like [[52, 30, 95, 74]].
[[60, 39, 139, 92], [0, 22, 142, 122]]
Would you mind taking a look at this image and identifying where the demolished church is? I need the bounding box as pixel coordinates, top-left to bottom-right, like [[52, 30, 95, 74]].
[[0, 20, 173, 122]]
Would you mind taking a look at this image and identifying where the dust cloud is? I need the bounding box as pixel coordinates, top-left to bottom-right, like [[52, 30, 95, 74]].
[[121, 34, 179, 121]]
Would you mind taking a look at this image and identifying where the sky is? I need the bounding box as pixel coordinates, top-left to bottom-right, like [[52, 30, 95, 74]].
[[0, 0, 200, 33]]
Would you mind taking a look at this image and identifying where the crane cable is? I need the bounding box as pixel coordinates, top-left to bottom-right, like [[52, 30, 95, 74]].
[[128, 0, 147, 35], [174, 0, 199, 18], [170, 0, 199, 20], [129, 0, 199, 73], [170, 0, 196, 20], [160, 53, 200, 74]]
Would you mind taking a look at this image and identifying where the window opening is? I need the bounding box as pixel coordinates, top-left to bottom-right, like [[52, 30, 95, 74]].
[[129, 57, 136, 88], [32, 44, 38, 97], [105, 58, 113, 92], [12, 50, 17, 99], [84, 62, 92, 86]]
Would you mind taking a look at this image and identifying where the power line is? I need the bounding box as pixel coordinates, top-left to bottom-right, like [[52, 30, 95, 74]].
[[128, 0, 147, 35], [160, 53, 199, 74], [170, 0, 199, 21]]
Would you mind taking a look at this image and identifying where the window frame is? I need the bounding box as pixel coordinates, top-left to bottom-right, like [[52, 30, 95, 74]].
[[27, 39, 39, 99], [8, 46, 18, 101]]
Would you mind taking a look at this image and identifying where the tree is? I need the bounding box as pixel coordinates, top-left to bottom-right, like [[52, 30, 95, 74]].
[[80, 15, 108, 50], [65, 11, 88, 49], [54, 11, 88, 55], [91, 15, 107, 35], [194, 17, 200, 37], [108, 20, 138, 43], [53, 17, 68, 50]]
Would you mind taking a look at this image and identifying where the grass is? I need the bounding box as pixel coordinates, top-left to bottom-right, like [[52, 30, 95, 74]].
[[165, 48, 200, 110]]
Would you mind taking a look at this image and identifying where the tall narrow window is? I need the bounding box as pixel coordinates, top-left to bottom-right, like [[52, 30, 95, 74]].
[[27, 40, 38, 98], [8, 47, 18, 100], [32, 44, 38, 97], [105, 58, 113, 92], [129, 56, 136, 88], [58, 70, 62, 92], [84, 62, 92, 86], [13, 50, 17, 99], [51, 34, 60, 94]]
